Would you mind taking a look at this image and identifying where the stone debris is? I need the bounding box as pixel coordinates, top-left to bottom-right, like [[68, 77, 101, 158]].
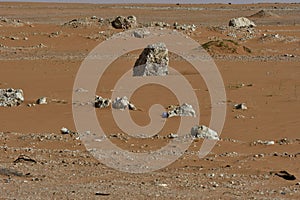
[[112, 96, 136, 110], [191, 125, 219, 140], [112, 15, 137, 29], [166, 103, 196, 118], [94, 96, 111, 108], [173, 22, 197, 32], [251, 140, 275, 146], [234, 103, 247, 110], [63, 16, 106, 28], [150, 21, 170, 28], [36, 97, 47, 105], [167, 133, 178, 139], [133, 42, 169, 76], [0, 88, 24, 107], [0, 17, 25, 27], [229, 17, 256, 28]]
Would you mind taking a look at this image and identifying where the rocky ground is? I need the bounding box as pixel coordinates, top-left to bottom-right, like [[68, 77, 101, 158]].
[[0, 2, 300, 199]]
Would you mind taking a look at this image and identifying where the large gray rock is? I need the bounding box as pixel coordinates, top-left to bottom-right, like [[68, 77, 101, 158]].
[[229, 17, 256, 28], [112, 15, 137, 29], [0, 88, 24, 107], [191, 125, 219, 140], [167, 103, 196, 118], [133, 42, 169, 76]]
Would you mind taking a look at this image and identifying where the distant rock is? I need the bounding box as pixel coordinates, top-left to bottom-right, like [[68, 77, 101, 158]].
[[249, 10, 279, 18], [0, 88, 24, 107], [167, 103, 196, 118], [191, 125, 219, 140], [229, 17, 256, 28], [112, 15, 137, 29], [133, 42, 169, 76]]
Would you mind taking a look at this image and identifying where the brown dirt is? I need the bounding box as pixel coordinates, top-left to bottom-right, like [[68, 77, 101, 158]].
[[0, 2, 300, 199]]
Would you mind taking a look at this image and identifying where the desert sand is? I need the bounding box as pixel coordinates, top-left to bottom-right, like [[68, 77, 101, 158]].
[[0, 2, 300, 199]]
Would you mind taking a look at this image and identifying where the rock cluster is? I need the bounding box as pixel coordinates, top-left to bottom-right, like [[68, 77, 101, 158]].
[[133, 42, 169, 76], [112, 15, 137, 29], [0, 88, 24, 107]]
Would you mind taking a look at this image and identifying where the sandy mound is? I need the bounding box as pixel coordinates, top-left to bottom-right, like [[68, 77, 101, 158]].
[[249, 10, 280, 18], [202, 39, 251, 55]]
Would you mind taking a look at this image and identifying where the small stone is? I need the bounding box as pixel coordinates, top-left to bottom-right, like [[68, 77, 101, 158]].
[[60, 127, 70, 134], [234, 103, 247, 110], [36, 97, 47, 105], [167, 133, 178, 139]]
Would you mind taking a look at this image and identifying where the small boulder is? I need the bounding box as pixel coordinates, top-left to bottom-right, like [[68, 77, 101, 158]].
[[229, 17, 256, 28], [191, 125, 219, 140], [167, 103, 196, 118], [133, 42, 169, 76], [112, 15, 137, 29]]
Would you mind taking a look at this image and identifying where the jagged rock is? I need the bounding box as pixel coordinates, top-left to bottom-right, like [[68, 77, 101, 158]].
[[191, 125, 219, 140], [36, 97, 47, 105], [112, 96, 136, 110], [166, 103, 196, 118], [112, 15, 137, 29], [0, 88, 24, 107], [229, 17, 256, 28], [94, 96, 111, 108], [133, 42, 169, 76]]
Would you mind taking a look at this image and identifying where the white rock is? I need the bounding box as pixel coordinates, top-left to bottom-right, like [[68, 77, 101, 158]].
[[229, 17, 256, 28], [191, 125, 219, 140]]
